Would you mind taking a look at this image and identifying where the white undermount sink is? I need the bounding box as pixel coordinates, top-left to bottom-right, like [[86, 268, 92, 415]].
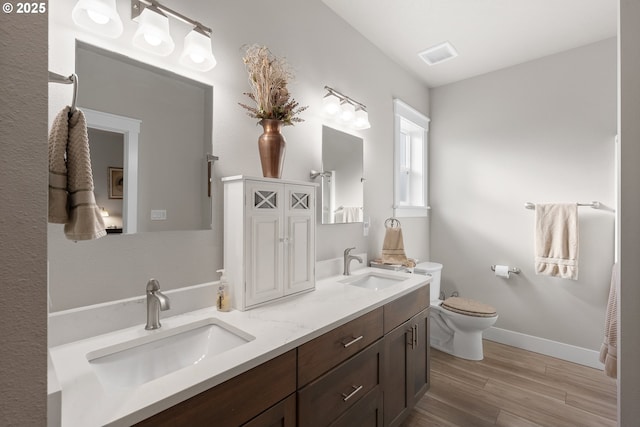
[[340, 272, 407, 290], [87, 318, 254, 390]]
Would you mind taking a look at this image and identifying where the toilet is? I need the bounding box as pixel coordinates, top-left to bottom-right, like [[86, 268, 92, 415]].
[[414, 262, 498, 360]]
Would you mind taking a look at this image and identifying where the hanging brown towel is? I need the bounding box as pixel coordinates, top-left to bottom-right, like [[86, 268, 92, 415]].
[[379, 219, 415, 267], [48, 106, 106, 240]]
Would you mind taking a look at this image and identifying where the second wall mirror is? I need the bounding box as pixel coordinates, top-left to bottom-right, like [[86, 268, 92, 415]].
[[317, 126, 364, 224]]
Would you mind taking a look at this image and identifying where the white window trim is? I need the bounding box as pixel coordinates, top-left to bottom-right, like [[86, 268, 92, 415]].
[[393, 99, 430, 218]]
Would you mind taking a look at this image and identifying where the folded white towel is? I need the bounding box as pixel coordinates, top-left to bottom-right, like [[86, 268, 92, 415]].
[[48, 106, 106, 241], [343, 207, 362, 222], [534, 203, 579, 280]]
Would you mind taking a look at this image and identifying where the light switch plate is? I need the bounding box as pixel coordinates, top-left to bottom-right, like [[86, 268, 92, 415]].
[[150, 210, 167, 220]]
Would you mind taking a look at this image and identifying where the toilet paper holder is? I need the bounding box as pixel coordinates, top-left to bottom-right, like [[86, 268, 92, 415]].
[[490, 265, 521, 274]]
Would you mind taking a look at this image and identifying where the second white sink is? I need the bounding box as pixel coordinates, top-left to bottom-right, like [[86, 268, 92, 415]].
[[340, 272, 407, 290], [87, 318, 254, 390]]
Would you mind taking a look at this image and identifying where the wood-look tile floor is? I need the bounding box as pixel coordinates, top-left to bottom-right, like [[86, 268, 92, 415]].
[[402, 340, 617, 427]]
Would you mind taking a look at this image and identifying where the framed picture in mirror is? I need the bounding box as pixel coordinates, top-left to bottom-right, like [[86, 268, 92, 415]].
[[108, 167, 123, 199]]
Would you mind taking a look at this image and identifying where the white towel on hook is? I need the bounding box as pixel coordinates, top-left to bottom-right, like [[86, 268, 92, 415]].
[[534, 203, 578, 280], [48, 106, 106, 241]]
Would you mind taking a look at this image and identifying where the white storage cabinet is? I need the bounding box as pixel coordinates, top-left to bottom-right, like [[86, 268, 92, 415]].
[[223, 176, 316, 310]]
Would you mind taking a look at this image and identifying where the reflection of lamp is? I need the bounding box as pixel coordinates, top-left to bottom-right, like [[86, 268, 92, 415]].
[[100, 207, 109, 217]]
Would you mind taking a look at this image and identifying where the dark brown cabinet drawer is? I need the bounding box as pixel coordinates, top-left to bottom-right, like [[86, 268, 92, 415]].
[[134, 350, 296, 427], [298, 307, 383, 386], [329, 386, 383, 427], [298, 340, 383, 427], [383, 284, 430, 334]]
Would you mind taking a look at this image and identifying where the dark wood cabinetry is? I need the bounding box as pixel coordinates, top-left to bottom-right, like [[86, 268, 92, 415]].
[[134, 350, 296, 427], [299, 341, 383, 427], [298, 307, 383, 386], [242, 394, 296, 427], [383, 308, 430, 427], [136, 285, 430, 427]]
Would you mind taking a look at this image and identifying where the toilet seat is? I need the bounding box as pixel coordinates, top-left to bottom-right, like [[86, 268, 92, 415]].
[[441, 297, 497, 318]]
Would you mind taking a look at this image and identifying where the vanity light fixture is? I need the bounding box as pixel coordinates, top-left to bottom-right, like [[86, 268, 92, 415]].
[[130, 0, 217, 70], [72, 0, 123, 38], [323, 86, 371, 130]]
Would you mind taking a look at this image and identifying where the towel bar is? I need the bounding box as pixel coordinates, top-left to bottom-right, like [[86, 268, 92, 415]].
[[524, 201, 601, 210]]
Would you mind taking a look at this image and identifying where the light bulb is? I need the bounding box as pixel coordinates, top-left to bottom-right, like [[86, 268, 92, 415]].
[[143, 32, 162, 47], [340, 101, 355, 122], [87, 8, 109, 25], [323, 93, 341, 116], [71, 0, 123, 38], [179, 28, 217, 71], [132, 6, 175, 56], [190, 52, 205, 64]]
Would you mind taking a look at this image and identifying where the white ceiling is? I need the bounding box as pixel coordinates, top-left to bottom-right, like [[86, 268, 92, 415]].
[[322, 0, 617, 87]]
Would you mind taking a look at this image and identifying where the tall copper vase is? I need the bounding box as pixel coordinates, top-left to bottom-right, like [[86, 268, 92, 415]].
[[258, 119, 286, 178]]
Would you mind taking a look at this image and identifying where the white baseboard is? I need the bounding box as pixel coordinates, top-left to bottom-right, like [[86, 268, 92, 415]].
[[484, 326, 603, 370]]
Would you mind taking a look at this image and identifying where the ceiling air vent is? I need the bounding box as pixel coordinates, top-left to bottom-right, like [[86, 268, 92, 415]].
[[418, 41, 458, 66]]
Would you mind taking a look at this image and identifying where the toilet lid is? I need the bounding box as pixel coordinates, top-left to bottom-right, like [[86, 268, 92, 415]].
[[441, 297, 497, 318]]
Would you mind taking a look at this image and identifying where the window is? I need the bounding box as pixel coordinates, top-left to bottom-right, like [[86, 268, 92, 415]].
[[393, 99, 430, 217]]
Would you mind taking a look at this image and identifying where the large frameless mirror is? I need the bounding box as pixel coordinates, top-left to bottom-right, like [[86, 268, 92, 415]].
[[75, 41, 213, 234]]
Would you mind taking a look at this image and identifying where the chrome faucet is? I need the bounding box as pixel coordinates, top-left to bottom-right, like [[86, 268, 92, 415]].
[[343, 247, 363, 276], [145, 278, 170, 330]]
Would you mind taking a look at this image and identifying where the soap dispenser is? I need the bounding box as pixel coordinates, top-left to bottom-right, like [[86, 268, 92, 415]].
[[216, 269, 231, 312]]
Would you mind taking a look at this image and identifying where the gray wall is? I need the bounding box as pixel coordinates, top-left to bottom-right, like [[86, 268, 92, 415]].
[[0, 8, 47, 427], [619, 0, 640, 422], [430, 38, 617, 351], [47, 0, 430, 311]]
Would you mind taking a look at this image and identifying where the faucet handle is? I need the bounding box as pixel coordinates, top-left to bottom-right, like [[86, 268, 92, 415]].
[[344, 247, 356, 256], [146, 278, 161, 292]]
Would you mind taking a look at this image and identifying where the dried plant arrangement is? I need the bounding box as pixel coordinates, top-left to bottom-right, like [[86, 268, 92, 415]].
[[239, 44, 307, 125]]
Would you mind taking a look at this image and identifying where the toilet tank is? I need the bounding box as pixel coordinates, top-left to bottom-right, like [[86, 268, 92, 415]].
[[414, 262, 443, 302]]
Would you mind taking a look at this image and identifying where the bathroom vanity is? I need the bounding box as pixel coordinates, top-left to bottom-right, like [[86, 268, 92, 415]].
[[48, 267, 430, 427], [135, 285, 430, 427]]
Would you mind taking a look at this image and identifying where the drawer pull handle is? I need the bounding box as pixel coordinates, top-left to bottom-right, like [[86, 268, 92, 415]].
[[414, 324, 419, 347], [342, 385, 363, 402], [342, 335, 364, 348]]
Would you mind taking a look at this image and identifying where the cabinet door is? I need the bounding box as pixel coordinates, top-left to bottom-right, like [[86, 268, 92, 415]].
[[246, 181, 284, 307], [383, 318, 413, 427], [383, 308, 430, 427], [410, 308, 430, 404], [284, 184, 315, 295], [242, 394, 296, 427]]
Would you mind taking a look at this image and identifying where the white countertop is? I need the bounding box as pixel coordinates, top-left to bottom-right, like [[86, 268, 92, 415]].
[[48, 267, 429, 427]]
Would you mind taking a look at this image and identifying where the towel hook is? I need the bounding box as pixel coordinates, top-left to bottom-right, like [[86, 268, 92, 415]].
[[385, 217, 401, 228]]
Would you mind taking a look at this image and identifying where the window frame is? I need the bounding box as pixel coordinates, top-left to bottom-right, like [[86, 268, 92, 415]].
[[393, 99, 430, 218]]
